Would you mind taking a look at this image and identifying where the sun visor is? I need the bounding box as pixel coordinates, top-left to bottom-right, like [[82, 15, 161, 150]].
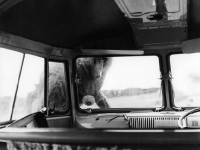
[[115, 0, 188, 48], [181, 38, 200, 54], [0, 32, 72, 60]]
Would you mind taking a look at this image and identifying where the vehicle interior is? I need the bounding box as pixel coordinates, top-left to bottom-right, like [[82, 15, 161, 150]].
[[1, 0, 200, 149]]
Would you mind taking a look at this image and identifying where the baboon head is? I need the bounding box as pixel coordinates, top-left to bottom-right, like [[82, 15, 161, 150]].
[[91, 58, 104, 79]]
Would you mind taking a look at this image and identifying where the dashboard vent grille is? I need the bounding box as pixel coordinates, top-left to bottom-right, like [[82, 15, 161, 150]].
[[129, 117, 179, 129]]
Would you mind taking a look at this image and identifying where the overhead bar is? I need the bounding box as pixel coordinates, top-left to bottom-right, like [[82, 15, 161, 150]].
[[82, 49, 144, 55]]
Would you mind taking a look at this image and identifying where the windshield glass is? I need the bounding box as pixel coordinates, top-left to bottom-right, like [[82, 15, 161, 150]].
[[170, 53, 200, 107], [76, 56, 162, 109], [0, 48, 23, 122], [12, 54, 44, 120]]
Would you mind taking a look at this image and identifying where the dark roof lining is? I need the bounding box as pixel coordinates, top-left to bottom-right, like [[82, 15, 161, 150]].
[[0, 0, 199, 49], [0, 0, 135, 49]]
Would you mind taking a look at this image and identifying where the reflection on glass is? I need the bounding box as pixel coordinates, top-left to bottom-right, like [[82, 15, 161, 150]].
[[116, 0, 187, 22], [0, 48, 23, 122], [171, 53, 200, 107], [12, 54, 44, 120], [124, 0, 180, 15], [48, 62, 68, 113], [76, 56, 161, 109]]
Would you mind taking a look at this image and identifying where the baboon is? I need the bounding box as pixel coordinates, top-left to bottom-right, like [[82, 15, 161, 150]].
[[76, 57, 112, 108]]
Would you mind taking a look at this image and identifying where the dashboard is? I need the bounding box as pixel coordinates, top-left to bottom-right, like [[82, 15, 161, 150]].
[[77, 111, 200, 129]]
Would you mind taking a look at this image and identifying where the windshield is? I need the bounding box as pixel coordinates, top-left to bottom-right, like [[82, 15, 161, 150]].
[[0, 48, 23, 122], [76, 56, 162, 109], [170, 53, 200, 107], [0, 48, 45, 122]]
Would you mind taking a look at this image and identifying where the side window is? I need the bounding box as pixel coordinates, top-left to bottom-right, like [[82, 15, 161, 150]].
[[170, 53, 200, 107], [12, 54, 44, 120], [48, 62, 68, 114], [0, 48, 68, 122], [0, 48, 23, 122]]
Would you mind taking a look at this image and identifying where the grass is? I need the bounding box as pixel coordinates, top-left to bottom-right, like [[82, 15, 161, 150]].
[[81, 90, 162, 109], [107, 90, 162, 108]]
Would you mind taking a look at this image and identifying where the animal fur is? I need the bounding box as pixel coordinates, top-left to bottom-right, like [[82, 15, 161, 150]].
[[76, 57, 112, 108]]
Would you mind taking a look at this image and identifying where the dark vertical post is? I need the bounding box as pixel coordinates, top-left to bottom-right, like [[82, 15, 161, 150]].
[[45, 59, 49, 116], [10, 54, 25, 120]]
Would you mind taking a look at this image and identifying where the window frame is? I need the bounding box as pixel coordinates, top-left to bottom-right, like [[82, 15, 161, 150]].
[[46, 59, 71, 117], [73, 54, 164, 114], [0, 46, 72, 123], [0, 50, 47, 122], [12, 53, 46, 120], [168, 52, 200, 110], [0, 49, 25, 122]]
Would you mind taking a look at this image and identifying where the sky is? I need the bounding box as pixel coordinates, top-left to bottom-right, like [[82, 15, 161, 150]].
[[171, 53, 200, 95], [0, 48, 44, 97], [101, 56, 161, 90]]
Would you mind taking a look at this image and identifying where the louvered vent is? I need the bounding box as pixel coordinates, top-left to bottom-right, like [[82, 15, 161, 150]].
[[129, 117, 179, 129]]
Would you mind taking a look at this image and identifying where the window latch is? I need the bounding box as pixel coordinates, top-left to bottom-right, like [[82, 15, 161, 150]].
[[154, 106, 165, 112], [172, 106, 184, 112], [40, 107, 47, 113], [74, 74, 81, 84], [85, 108, 93, 114], [159, 74, 172, 81]]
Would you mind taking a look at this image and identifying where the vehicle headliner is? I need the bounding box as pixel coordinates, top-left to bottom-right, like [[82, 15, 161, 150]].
[[0, 0, 199, 50]]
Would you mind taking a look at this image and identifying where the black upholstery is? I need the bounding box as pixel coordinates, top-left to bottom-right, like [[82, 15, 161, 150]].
[[7, 112, 49, 128]]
